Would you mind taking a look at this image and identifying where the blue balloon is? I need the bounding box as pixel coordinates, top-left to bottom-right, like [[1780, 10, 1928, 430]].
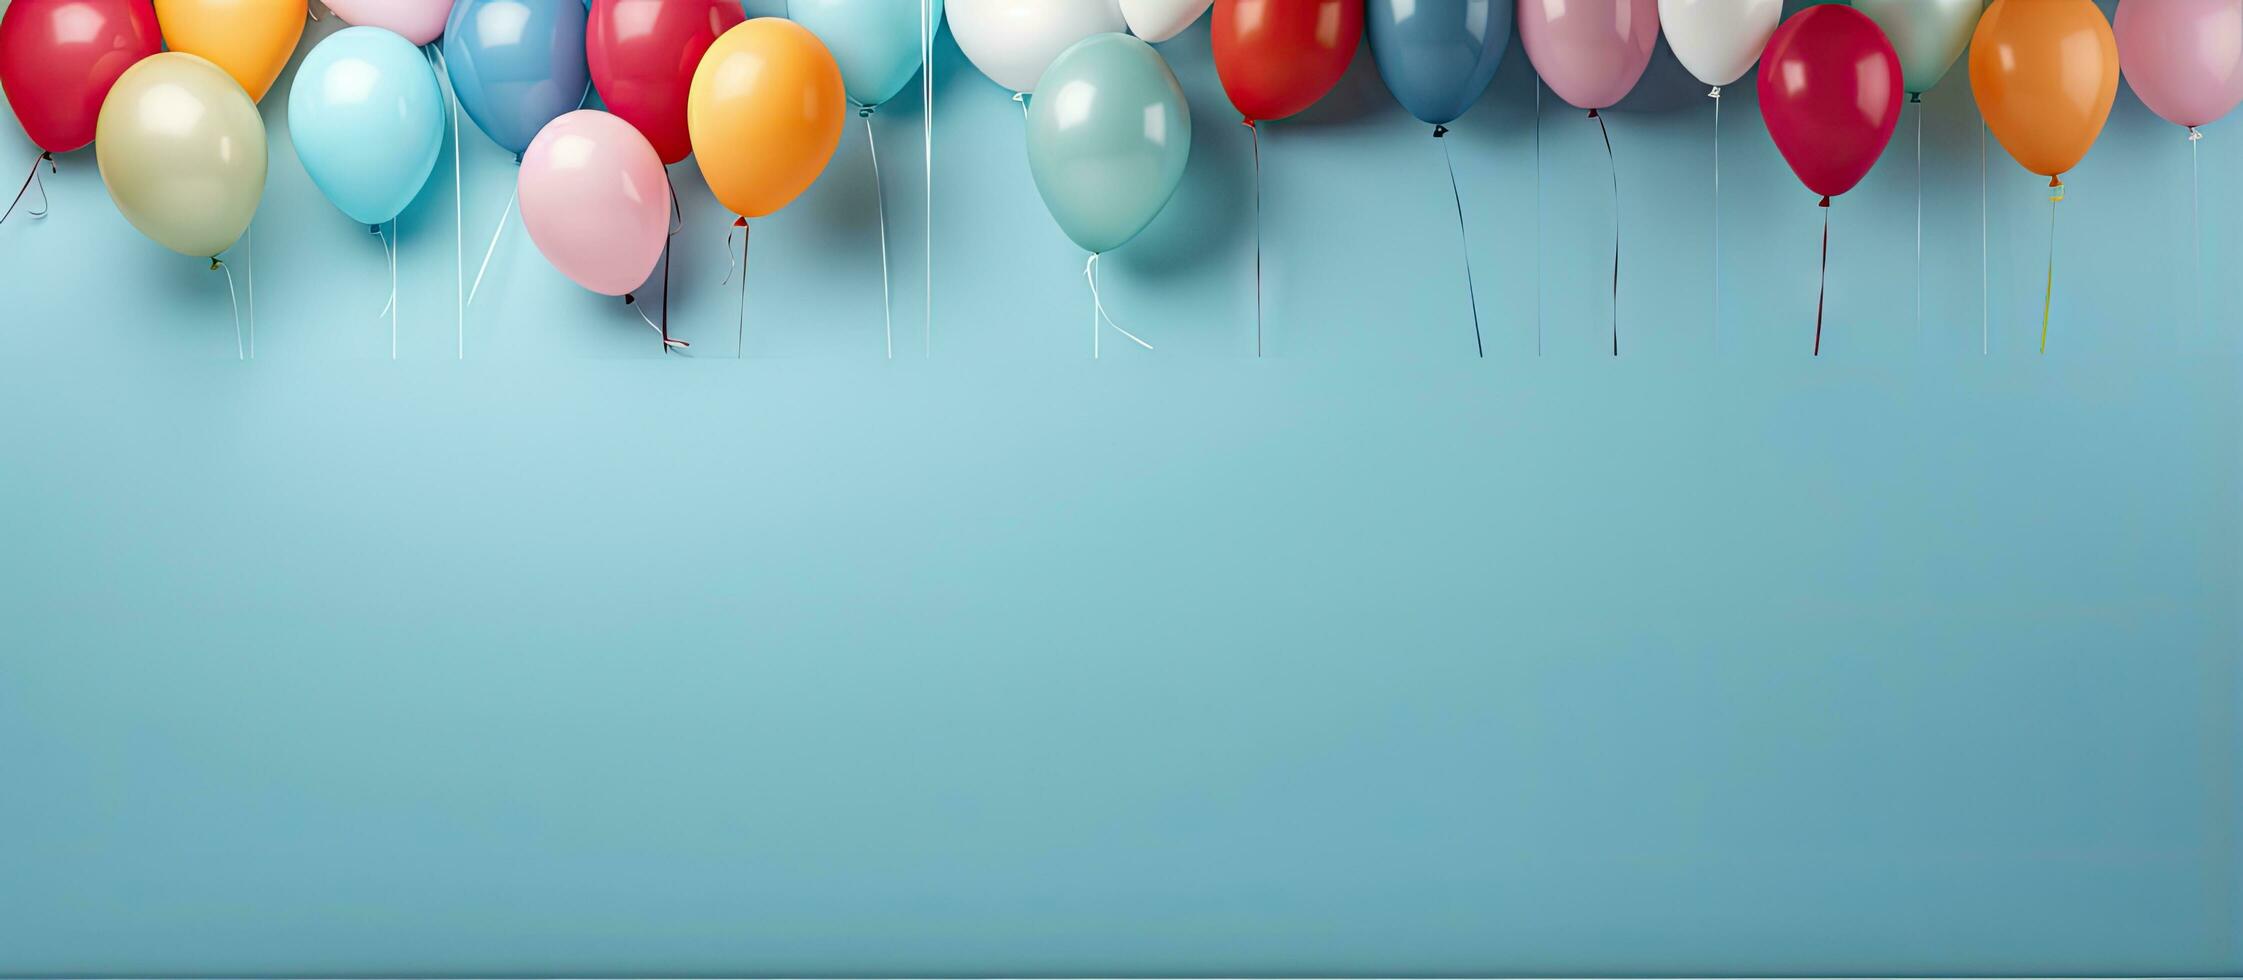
[[1365, 0, 1515, 127], [288, 27, 447, 226], [441, 0, 589, 156], [790, 0, 945, 109]]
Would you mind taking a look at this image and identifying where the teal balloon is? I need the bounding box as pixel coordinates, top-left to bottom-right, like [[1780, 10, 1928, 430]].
[[1024, 33, 1190, 255], [791, 0, 946, 109], [1366, 0, 1515, 126], [1851, 0, 1981, 96], [287, 26, 447, 227]]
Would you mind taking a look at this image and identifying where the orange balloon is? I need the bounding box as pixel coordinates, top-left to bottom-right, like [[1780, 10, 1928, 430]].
[[1968, 0, 2119, 184], [152, 0, 307, 102], [687, 18, 846, 220]]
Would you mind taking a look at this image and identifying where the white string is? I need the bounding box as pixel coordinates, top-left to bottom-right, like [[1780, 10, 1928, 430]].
[[375, 221, 398, 358], [467, 188, 516, 307], [1915, 98, 1924, 340], [214, 258, 243, 361], [2190, 126, 2203, 347], [1084, 254, 1152, 358], [861, 109, 894, 359], [433, 45, 464, 360], [1710, 86, 1720, 352], [922, 0, 935, 357], [1533, 79, 1543, 356], [1013, 91, 1028, 121], [1980, 107, 1989, 355]]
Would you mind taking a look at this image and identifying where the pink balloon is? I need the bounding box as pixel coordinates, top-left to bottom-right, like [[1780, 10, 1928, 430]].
[[323, 0, 452, 46], [1517, 0, 1660, 110], [519, 110, 669, 297], [2115, 0, 2243, 130]]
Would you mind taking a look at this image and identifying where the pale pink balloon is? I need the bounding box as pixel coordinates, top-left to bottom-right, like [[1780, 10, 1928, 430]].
[[323, 0, 453, 46], [2116, 0, 2243, 130], [519, 110, 668, 297], [1518, 0, 1660, 111]]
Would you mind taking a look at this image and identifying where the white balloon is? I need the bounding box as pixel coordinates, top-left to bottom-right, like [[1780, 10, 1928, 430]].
[[1656, 0, 1783, 91], [1118, 0, 1211, 43], [946, 0, 1128, 93]]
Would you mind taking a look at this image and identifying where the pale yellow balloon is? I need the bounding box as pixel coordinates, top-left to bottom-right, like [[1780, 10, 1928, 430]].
[[153, 0, 308, 102], [96, 53, 268, 259], [687, 18, 847, 219]]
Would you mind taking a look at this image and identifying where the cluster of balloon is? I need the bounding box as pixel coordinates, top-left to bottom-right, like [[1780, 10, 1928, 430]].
[[1969, 0, 2119, 354], [1518, 0, 1659, 356], [1657, 0, 1778, 345], [1023, 33, 1190, 357], [688, 18, 848, 356], [1851, 0, 1978, 339], [1757, 4, 1902, 357], [948, 0, 1125, 97], [1366, 0, 1515, 357], [0, 0, 162, 222], [1211, 0, 1362, 356]]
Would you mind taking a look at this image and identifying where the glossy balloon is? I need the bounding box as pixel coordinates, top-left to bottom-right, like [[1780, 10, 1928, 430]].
[[324, 0, 453, 45], [287, 27, 446, 227], [518, 110, 669, 295], [687, 18, 846, 218], [0, 0, 162, 153], [791, 0, 945, 109], [1850, 0, 1981, 97], [152, 0, 306, 101], [1366, 0, 1515, 126], [587, 0, 741, 164], [1025, 33, 1189, 254], [1119, 0, 1210, 43], [1969, 0, 2119, 180], [1517, 0, 1660, 111], [442, 0, 589, 156], [1211, 0, 1362, 123], [1657, 0, 1779, 90], [1757, 4, 1902, 200], [95, 52, 267, 257], [2114, 0, 2243, 131], [946, 0, 1124, 94]]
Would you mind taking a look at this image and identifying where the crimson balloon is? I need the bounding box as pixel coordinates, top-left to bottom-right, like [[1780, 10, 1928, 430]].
[[1211, 0, 1363, 124], [1756, 4, 1903, 202], [0, 0, 162, 154], [586, 0, 744, 165]]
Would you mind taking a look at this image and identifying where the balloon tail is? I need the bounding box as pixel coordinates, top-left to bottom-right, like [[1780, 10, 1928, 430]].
[[1711, 86, 1721, 351], [861, 108, 894, 360], [467, 187, 516, 308], [2042, 179, 2064, 355], [1012, 91, 1028, 122], [923, 0, 935, 357], [1249, 119, 1263, 358], [1433, 125, 1482, 358], [1592, 109, 1619, 356], [728, 218, 751, 359], [1, 151, 54, 225], [213, 257, 243, 362], [1085, 253, 1151, 359], [1815, 197, 1831, 357]]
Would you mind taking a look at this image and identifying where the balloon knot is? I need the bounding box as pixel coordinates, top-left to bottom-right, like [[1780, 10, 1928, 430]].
[[1431, 125, 1449, 138], [1586, 108, 1600, 119], [1909, 92, 1922, 104], [369, 224, 381, 234], [1240, 117, 1256, 129], [1708, 86, 1721, 100], [623, 293, 636, 305], [209, 257, 223, 271], [2048, 175, 2063, 189], [733, 215, 747, 228], [1818, 195, 1831, 208], [856, 105, 874, 118], [2189, 126, 2204, 141]]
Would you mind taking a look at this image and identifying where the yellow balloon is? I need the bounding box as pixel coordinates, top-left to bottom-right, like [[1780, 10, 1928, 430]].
[[688, 18, 846, 219], [153, 0, 307, 102]]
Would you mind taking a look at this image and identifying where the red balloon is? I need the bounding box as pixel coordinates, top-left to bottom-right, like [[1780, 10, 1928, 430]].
[[0, 0, 161, 154], [1756, 5, 1903, 202], [587, 0, 744, 165], [1212, 0, 1363, 124]]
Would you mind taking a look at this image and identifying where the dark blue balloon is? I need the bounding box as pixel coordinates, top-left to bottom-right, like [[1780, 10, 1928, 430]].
[[1366, 0, 1516, 127], [442, 0, 590, 156]]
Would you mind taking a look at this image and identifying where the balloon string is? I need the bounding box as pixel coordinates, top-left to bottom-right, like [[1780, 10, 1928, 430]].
[[1533, 80, 1543, 356], [860, 107, 894, 359], [1980, 114, 1989, 355], [1710, 87, 1720, 352], [213, 257, 243, 361], [1, 151, 54, 225], [1433, 125, 1482, 358], [923, 0, 935, 357], [374, 221, 399, 358], [1815, 197, 1831, 356], [726, 219, 751, 358], [2042, 179, 2064, 355], [1084, 253, 1152, 358], [2190, 127, 2203, 345], [1249, 119, 1263, 357], [437, 46, 463, 359], [1593, 109, 1619, 356], [1914, 96, 1924, 340], [467, 187, 515, 307]]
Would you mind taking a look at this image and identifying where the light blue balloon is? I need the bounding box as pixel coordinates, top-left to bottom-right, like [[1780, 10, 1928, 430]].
[[1366, 0, 1515, 127], [791, 0, 945, 109], [1025, 33, 1190, 255], [287, 27, 447, 227], [442, 0, 589, 156]]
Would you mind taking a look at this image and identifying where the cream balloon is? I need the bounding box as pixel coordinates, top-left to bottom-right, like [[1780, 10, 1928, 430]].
[[945, 0, 1125, 93], [95, 52, 267, 258], [1657, 0, 1781, 91], [1119, 0, 1211, 43]]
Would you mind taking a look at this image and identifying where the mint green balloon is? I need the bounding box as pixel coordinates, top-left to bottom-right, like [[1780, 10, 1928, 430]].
[[1852, 0, 1982, 97], [1024, 33, 1190, 255]]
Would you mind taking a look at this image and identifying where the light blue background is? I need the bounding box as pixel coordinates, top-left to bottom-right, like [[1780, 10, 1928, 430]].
[[2, 0, 2238, 975]]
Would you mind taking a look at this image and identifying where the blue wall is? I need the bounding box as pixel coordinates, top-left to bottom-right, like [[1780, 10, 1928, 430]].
[[1, 0, 2238, 974]]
